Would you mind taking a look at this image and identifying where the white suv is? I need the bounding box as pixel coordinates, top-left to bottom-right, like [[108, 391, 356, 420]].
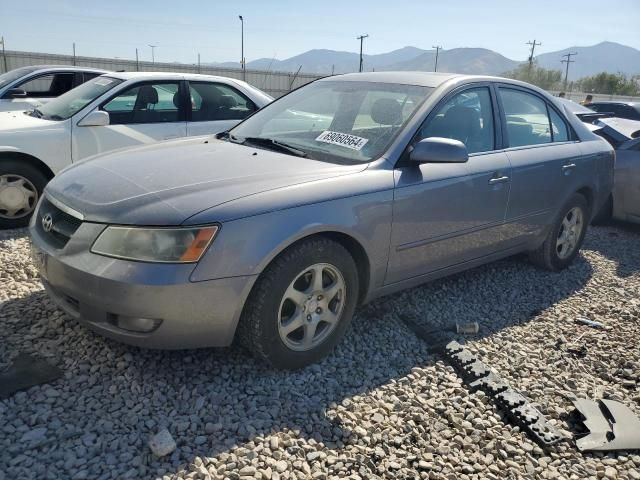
[[0, 65, 108, 112], [0, 72, 273, 227]]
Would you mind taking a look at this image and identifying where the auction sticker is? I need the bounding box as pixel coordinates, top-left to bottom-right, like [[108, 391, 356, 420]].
[[315, 131, 368, 151]]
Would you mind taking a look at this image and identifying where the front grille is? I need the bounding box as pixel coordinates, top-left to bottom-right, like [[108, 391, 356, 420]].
[[35, 197, 83, 249]]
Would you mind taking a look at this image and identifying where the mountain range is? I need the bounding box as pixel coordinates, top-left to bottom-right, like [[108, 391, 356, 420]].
[[212, 42, 640, 80]]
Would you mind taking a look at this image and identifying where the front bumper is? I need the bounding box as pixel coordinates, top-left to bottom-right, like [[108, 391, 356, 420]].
[[30, 221, 256, 349]]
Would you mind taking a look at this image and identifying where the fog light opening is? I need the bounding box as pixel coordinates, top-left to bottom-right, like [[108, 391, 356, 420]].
[[108, 314, 162, 333]]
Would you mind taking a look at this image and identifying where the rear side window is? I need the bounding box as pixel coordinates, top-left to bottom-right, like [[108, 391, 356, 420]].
[[500, 88, 551, 147], [16, 73, 75, 97], [417, 87, 495, 154], [549, 108, 569, 142], [189, 82, 256, 122], [103, 82, 181, 124]]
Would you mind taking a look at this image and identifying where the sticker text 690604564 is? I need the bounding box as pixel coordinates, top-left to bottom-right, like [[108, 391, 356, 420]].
[[315, 131, 369, 151]]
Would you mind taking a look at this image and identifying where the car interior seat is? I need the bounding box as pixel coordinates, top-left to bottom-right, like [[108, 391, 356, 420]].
[[133, 86, 159, 123]]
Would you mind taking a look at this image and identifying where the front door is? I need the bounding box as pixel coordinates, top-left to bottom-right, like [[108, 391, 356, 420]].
[[72, 80, 187, 161], [386, 85, 512, 284]]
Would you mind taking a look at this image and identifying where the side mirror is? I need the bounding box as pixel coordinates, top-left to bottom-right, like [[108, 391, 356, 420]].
[[409, 137, 469, 164], [4, 88, 27, 98], [77, 110, 110, 127]]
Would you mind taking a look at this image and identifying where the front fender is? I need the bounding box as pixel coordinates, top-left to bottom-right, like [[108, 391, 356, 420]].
[[190, 189, 394, 295]]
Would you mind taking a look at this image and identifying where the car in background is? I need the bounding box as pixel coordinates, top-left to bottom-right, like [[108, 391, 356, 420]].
[[557, 98, 640, 224], [30, 72, 614, 368], [0, 72, 272, 227], [587, 101, 640, 121], [0, 65, 108, 112]]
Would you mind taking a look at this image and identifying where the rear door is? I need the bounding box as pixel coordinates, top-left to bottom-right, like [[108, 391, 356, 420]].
[[186, 81, 258, 136], [386, 84, 512, 284], [72, 80, 188, 161]]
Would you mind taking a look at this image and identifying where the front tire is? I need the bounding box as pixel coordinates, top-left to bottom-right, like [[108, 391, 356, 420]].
[[529, 193, 589, 271], [237, 237, 359, 370], [0, 160, 48, 229]]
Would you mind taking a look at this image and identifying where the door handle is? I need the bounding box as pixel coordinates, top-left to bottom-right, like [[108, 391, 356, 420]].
[[562, 163, 576, 172], [489, 175, 509, 185]]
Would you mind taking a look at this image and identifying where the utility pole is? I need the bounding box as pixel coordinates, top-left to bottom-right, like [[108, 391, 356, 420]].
[[197, 53, 201, 73], [0, 37, 7, 73], [432, 45, 442, 72], [149, 44, 157, 64], [357, 34, 368, 72], [526, 39, 541, 69], [561, 52, 577, 90], [239, 15, 245, 81], [72, 42, 76, 66], [135, 48, 139, 71]]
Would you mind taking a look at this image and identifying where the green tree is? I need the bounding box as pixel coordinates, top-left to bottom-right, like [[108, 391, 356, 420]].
[[503, 63, 563, 90], [576, 72, 640, 96]]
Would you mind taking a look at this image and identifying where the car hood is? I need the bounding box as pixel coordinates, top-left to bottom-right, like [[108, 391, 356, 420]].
[[46, 137, 367, 225], [0, 110, 61, 133]]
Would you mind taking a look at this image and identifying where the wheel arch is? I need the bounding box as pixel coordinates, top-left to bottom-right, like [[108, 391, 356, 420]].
[[0, 151, 55, 180]]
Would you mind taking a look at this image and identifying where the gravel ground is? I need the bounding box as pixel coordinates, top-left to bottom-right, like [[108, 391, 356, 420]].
[[1, 224, 639, 480]]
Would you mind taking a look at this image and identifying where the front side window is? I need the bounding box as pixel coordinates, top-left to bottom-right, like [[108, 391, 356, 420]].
[[16, 73, 75, 97], [189, 82, 256, 122], [500, 88, 551, 147], [36, 76, 123, 120], [417, 87, 495, 154], [0, 66, 39, 89], [229, 80, 433, 164], [103, 82, 181, 125]]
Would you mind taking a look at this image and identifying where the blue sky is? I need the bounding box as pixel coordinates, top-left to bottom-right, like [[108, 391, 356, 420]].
[[1, 0, 639, 64]]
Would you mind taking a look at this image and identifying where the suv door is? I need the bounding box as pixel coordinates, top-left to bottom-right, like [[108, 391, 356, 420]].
[[497, 86, 582, 235], [186, 81, 257, 136], [386, 85, 512, 284], [72, 80, 188, 161]]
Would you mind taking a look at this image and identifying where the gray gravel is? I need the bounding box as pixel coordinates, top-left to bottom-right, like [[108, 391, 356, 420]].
[[1, 224, 639, 480]]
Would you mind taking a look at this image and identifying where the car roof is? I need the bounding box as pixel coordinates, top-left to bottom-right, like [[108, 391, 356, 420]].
[[319, 71, 544, 90], [589, 100, 638, 106], [105, 71, 245, 83], [19, 65, 108, 74]]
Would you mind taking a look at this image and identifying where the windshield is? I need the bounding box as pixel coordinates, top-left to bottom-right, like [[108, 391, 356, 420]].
[[36, 76, 123, 120], [0, 66, 40, 88], [228, 80, 433, 164]]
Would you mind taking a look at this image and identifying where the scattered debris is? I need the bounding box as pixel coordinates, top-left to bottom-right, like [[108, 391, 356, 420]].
[[572, 398, 640, 451], [575, 317, 608, 329], [148, 429, 177, 457], [399, 315, 563, 447], [0, 353, 62, 399], [456, 321, 479, 335]]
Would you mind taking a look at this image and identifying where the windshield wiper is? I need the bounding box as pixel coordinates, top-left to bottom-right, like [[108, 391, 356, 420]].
[[29, 108, 43, 118], [240, 136, 308, 158]]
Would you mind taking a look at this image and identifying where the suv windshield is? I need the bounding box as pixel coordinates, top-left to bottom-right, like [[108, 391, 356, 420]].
[[228, 80, 433, 164], [0, 66, 39, 88], [36, 76, 123, 120]]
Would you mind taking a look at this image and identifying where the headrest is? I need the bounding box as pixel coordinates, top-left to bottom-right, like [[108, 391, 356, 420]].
[[173, 91, 181, 109], [370, 98, 403, 125], [137, 85, 158, 106], [219, 95, 238, 108]]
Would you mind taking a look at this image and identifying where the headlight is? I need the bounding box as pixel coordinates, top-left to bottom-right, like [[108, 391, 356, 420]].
[[91, 225, 218, 263]]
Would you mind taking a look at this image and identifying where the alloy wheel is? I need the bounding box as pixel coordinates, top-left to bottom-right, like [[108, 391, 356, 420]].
[[556, 206, 584, 259], [0, 174, 38, 219]]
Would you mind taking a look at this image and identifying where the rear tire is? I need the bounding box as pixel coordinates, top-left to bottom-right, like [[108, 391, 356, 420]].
[[237, 237, 359, 370], [0, 160, 48, 229], [529, 193, 589, 272]]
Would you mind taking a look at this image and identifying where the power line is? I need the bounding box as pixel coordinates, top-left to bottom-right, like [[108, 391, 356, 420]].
[[526, 39, 541, 69], [561, 52, 577, 90], [432, 45, 442, 72], [357, 34, 368, 73]]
